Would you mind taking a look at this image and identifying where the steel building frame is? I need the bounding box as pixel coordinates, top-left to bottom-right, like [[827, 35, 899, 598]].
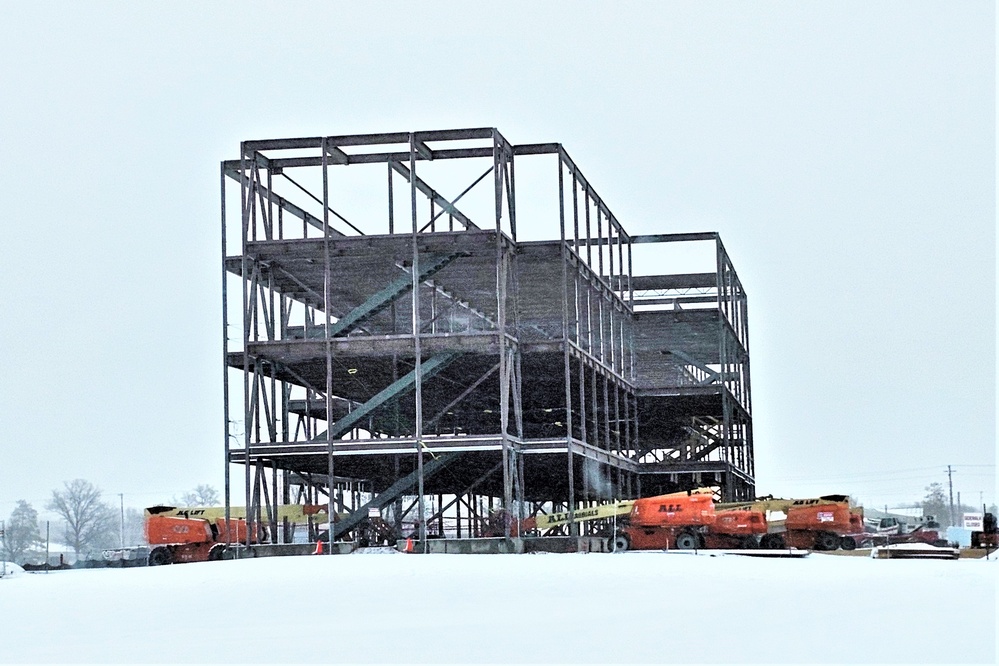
[[220, 128, 755, 547]]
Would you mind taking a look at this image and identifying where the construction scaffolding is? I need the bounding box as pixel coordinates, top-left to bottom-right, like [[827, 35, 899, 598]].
[[221, 128, 755, 547]]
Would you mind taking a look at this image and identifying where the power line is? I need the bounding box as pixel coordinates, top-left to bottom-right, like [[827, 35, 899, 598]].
[[774, 466, 967, 482]]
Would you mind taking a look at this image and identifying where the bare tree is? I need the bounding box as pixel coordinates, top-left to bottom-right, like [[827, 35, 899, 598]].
[[2, 500, 42, 564], [123, 507, 146, 546], [175, 484, 220, 507], [47, 479, 117, 557], [922, 482, 950, 527]]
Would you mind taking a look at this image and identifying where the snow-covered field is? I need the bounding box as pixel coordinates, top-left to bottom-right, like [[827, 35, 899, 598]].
[[1, 551, 995, 664]]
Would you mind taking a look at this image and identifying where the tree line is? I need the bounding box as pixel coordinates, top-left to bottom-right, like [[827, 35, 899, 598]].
[[1, 480, 220, 565], [920, 482, 996, 527]]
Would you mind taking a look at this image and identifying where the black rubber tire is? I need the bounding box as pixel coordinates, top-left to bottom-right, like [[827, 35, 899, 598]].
[[841, 536, 857, 551], [675, 532, 698, 550], [613, 534, 630, 552], [208, 544, 227, 561], [148, 546, 173, 567], [741, 536, 758, 549], [760, 533, 785, 549], [816, 532, 841, 551]]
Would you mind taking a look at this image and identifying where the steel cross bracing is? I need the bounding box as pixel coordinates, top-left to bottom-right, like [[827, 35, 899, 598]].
[[220, 128, 757, 547]]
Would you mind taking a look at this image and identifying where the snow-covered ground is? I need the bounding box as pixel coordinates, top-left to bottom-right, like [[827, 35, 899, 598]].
[[1, 551, 995, 664]]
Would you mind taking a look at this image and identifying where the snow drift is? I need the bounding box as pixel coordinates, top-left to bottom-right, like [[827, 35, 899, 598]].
[[0, 552, 994, 663]]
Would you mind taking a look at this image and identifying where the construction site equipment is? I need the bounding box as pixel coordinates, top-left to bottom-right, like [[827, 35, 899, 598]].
[[613, 491, 717, 551], [706, 509, 768, 548], [144, 510, 258, 566], [516, 499, 637, 534], [145, 501, 410, 556], [145, 503, 337, 552], [716, 495, 865, 551], [860, 513, 949, 548], [874, 523, 947, 548], [530, 500, 635, 532], [613, 492, 866, 551], [970, 512, 997, 549], [504, 488, 716, 538], [783, 503, 859, 550], [145, 504, 330, 523]]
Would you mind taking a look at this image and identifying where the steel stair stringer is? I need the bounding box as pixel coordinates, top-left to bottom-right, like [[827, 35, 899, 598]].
[[312, 351, 463, 442]]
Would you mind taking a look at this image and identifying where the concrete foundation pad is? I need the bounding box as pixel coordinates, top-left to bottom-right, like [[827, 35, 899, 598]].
[[394, 536, 611, 554], [228, 542, 356, 559]]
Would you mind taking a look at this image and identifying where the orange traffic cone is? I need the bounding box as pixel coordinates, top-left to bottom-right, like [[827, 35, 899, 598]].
[[314, 540, 324, 555], [405, 538, 413, 553]]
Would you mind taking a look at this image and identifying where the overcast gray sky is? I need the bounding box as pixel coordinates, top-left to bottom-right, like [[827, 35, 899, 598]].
[[1, 2, 994, 519]]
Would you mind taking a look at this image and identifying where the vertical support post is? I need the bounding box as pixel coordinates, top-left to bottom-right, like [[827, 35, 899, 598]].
[[616, 224, 624, 299], [631, 393, 639, 462], [590, 364, 599, 463], [271, 461, 278, 543], [409, 134, 427, 550], [622, 383, 631, 459], [508, 150, 525, 526], [240, 146, 253, 550], [578, 330, 588, 448], [571, 169, 580, 256], [322, 137, 335, 546], [627, 237, 634, 309], [558, 148, 576, 535], [494, 130, 513, 539], [586, 271, 594, 356], [514, 349, 526, 529], [603, 213, 610, 289], [508, 150, 518, 242], [387, 161, 394, 234], [266, 167, 274, 240], [714, 236, 730, 496], [221, 161, 232, 541], [603, 375, 611, 453], [596, 201, 604, 277]]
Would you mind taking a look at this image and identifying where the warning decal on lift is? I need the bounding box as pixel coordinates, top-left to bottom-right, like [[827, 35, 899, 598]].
[[534, 501, 634, 530]]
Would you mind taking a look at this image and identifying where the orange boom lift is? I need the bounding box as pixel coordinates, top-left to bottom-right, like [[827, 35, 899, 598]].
[[613, 492, 864, 551]]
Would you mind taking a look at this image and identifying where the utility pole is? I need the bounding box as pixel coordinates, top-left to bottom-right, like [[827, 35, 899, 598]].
[[946, 465, 955, 527], [118, 493, 125, 548]]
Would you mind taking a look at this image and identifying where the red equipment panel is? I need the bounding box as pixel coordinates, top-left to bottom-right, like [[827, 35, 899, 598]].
[[630, 493, 715, 527], [712, 510, 767, 536], [145, 516, 213, 545], [786, 504, 852, 533]]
